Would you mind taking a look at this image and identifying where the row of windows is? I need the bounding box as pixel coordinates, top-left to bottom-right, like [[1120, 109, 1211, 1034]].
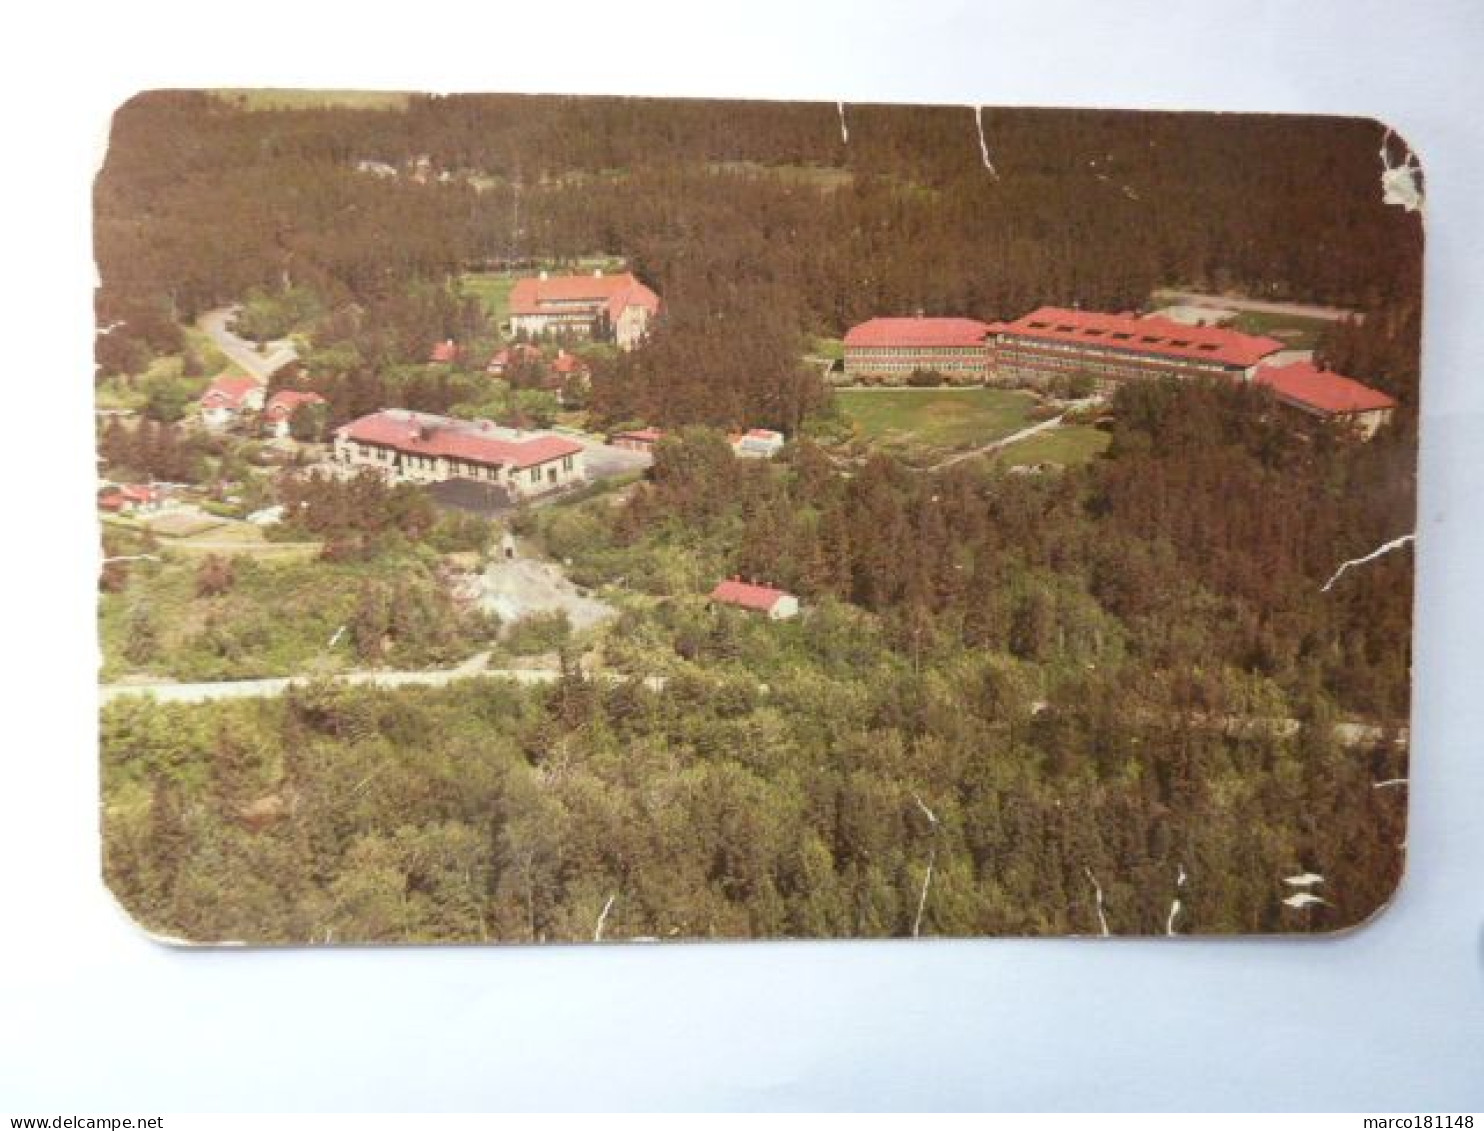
[[999, 336, 1240, 375], [847, 346, 984, 358]]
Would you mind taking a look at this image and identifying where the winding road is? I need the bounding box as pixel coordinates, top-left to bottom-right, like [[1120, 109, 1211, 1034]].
[[197, 307, 298, 381]]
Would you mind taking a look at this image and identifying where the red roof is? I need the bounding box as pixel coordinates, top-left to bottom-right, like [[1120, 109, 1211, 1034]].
[[844, 317, 994, 349], [1253, 361, 1397, 415], [430, 340, 459, 363], [613, 427, 663, 443], [998, 306, 1284, 368], [509, 272, 661, 320], [264, 390, 326, 421], [551, 351, 589, 375], [201, 374, 262, 409], [338, 410, 583, 470], [710, 578, 792, 613], [488, 343, 544, 370]]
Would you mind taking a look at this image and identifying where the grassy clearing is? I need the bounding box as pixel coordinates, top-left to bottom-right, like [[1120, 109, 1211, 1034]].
[[212, 89, 410, 112], [835, 387, 1039, 454], [706, 161, 855, 191], [809, 336, 845, 361], [994, 424, 1111, 469], [460, 272, 517, 328], [1228, 311, 1333, 351]]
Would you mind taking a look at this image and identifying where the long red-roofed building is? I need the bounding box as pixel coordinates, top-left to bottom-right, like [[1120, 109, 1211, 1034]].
[[508, 270, 661, 350], [991, 306, 1285, 388], [843, 316, 995, 384], [1253, 360, 1397, 439], [333, 409, 586, 497], [709, 578, 800, 620]]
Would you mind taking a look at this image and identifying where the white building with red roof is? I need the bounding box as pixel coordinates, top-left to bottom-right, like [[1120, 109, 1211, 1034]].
[[508, 270, 661, 350], [992, 306, 1284, 389], [843, 316, 996, 384], [199, 374, 266, 431], [262, 390, 328, 438], [1253, 360, 1397, 439], [733, 428, 786, 459], [332, 409, 586, 498], [709, 578, 800, 620]]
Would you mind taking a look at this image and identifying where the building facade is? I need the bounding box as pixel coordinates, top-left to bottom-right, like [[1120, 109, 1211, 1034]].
[[508, 270, 661, 351], [990, 307, 1284, 389], [842, 317, 994, 384], [333, 410, 586, 498]]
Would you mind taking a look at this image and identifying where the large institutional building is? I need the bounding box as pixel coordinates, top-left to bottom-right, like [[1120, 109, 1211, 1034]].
[[333, 410, 586, 498], [508, 270, 661, 350], [842, 316, 995, 384], [990, 307, 1285, 387]]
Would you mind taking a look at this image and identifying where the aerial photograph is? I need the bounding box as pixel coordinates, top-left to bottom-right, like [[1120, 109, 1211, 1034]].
[[95, 92, 1421, 944]]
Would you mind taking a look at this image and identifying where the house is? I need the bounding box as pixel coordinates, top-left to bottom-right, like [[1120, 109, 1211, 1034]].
[[199, 374, 265, 431], [550, 349, 591, 381], [430, 339, 460, 364], [991, 307, 1284, 389], [843, 316, 996, 384], [1252, 360, 1397, 439], [333, 409, 586, 498], [508, 270, 661, 350], [262, 390, 327, 439], [611, 427, 664, 452], [487, 343, 544, 376], [733, 428, 785, 459], [98, 483, 163, 515], [709, 578, 800, 620]]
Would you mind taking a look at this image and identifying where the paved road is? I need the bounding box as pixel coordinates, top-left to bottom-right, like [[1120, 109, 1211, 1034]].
[[197, 307, 299, 381]]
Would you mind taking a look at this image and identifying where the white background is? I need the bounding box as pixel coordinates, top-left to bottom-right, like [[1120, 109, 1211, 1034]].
[[0, 0, 1480, 1112]]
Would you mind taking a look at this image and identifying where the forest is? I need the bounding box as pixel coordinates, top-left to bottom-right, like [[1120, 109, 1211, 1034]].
[[96, 93, 1420, 942], [101, 381, 1413, 943], [95, 93, 1424, 432]]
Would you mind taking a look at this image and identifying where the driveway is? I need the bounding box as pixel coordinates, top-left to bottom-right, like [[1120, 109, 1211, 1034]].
[[197, 307, 299, 381]]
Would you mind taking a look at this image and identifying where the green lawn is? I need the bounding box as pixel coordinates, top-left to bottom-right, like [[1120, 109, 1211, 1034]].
[[835, 387, 1039, 453], [460, 272, 518, 326], [1227, 311, 1335, 351], [995, 424, 1111, 469]]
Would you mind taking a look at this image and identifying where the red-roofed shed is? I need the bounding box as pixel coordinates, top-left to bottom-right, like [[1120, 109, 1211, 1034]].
[[709, 578, 800, 620]]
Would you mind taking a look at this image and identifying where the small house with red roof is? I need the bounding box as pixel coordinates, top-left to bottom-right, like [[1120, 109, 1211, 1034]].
[[1253, 360, 1397, 439], [199, 374, 266, 431], [508, 270, 661, 351], [333, 409, 586, 498], [262, 389, 328, 438], [98, 483, 163, 515], [733, 428, 786, 459], [844, 316, 996, 384], [487, 343, 544, 376], [709, 578, 800, 620], [611, 427, 664, 452], [430, 339, 460, 364]]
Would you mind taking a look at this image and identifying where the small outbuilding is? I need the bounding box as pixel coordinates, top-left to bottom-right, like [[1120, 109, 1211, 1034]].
[[709, 578, 800, 620]]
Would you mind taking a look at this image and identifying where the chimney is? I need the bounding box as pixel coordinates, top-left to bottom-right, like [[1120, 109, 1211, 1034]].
[[593, 268, 603, 278], [539, 270, 549, 281]]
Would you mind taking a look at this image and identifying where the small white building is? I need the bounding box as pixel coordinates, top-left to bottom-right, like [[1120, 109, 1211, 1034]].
[[733, 428, 785, 459], [333, 409, 586, 498]]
